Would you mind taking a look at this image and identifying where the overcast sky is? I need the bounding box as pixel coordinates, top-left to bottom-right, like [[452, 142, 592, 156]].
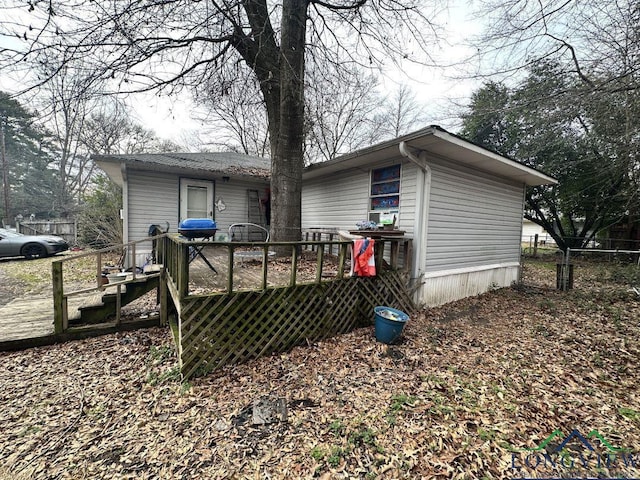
[[125, 1, 484, 145], [1, 0, 485, 147]]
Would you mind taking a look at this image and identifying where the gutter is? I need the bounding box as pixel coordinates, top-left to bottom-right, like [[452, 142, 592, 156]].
[[399, 141, 431, 289], [120, 162, 129, 245]]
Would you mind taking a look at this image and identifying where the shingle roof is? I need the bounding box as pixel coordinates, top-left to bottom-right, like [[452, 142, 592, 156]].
[[92, 152, 270, 179]]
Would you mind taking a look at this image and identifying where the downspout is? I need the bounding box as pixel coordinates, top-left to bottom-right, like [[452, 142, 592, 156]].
[[399, 142, 431, 297], [120, 162, 128, 245]]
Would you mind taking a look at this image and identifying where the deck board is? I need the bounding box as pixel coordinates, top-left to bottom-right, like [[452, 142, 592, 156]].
[[0, 295, 54, 341]]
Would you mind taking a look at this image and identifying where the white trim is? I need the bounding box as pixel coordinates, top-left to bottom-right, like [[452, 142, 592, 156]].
[[422, 261, 521, 279], [431, 129, 557, 185], [179, 178, 215, 222]]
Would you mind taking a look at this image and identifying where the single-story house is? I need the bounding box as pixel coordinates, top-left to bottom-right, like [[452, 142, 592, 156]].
[[94, 126, 555, 306], [301, 126, 555, 305], [93, 152, 271, 265], [522, 219, 556, 245]]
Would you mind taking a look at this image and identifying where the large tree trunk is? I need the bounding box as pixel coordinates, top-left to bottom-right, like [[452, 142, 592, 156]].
[[269, 0, 307, 244]]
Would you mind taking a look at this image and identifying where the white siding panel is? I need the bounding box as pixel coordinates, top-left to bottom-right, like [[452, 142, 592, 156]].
[[425, 157, 525, 273], [128, 170, 179, 243], [302, 169, 370, 230], [128, 170, 269, 244]]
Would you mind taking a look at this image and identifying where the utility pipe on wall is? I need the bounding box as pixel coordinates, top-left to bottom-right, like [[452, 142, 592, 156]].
[[399, 141, 431, 290]]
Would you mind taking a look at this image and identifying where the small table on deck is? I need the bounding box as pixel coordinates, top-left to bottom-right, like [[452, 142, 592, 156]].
[[349, 230, 407, 271]]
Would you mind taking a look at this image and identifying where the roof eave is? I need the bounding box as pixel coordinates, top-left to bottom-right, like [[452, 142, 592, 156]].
[[93, 155, 270, 182], [303, 126, 557, 187]]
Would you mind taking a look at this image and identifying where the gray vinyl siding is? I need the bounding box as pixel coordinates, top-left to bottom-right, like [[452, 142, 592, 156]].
[[425, 156, 524, 272], [127, 170, 179, 243], [302, 169, 370, 230], [214, 179, 269, 233], [302, 159, 418, 233], [127, 170, 269, 243]]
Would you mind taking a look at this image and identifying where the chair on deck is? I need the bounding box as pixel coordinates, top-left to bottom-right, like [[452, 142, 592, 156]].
[[229, 223, 270, 242], [228, 223, 275, 264]]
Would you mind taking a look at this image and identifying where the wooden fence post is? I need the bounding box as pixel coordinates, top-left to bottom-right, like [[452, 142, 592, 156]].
[[52, 261, 64, 334]]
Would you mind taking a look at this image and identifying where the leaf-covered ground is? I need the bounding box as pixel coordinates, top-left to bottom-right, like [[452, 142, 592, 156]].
[[1, 257, 639, 479]]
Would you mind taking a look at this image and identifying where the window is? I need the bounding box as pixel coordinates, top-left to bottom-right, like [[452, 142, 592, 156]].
[[369, 164, 400, 224]]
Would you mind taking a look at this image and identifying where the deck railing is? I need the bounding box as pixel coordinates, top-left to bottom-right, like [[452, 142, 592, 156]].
[[160, 233, 414, 378], [52, 234, 166, 333], [160, 233, 412, 299]]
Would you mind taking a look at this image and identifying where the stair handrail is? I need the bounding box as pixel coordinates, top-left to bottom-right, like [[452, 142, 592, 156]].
[[52, 233, 167, 333]]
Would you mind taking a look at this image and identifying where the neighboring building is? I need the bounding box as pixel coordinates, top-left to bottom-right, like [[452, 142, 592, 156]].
[[522, 219, 556, 245], [301, 126, 555, 305]]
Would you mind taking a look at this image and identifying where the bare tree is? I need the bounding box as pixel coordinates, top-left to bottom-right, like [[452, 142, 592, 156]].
[[38, 62, 100, 216], [1, 0, 442, 242], [82, 103, 183, 155], [472, 0, 639, 92], [304, 65, 381, 163], [469, 0, 640, 234], [374, 84, 426, 139], [195, 73, 270, 157]]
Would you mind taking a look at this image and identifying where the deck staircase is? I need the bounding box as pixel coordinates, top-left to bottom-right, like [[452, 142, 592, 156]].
[[71, 276, 160, 325]]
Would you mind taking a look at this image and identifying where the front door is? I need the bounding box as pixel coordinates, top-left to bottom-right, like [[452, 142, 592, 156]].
[[180, 178, 214, 222]]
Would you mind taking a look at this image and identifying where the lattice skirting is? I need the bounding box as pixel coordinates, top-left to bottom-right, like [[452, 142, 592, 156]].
[[177, 271, 414, 379]]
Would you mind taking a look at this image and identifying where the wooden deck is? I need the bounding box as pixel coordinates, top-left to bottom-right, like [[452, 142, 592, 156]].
[[0, 287, 162, 349], [0, 248, 341, 347], [0, 294, 54, 342]]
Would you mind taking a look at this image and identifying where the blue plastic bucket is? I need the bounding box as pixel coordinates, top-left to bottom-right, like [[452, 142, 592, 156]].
[[374, 306, 409, 344]]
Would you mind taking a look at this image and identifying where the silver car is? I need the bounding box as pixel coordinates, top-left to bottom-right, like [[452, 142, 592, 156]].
[[0, 228, 69, 259]]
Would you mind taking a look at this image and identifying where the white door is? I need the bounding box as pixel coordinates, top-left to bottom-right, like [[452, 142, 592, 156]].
[[180, 178, 214, 221]]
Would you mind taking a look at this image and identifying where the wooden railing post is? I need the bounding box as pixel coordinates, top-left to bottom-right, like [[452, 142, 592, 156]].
[[227, 244, 234, 293], [160, 269, 168, 326], [131, 243, 137, 279], [315, 244, 325, 283], [390, 238, 399, 269], [96, 252, 102, 289], [338, 243, 347, 278], [52, 261, 65, 334], [178, 241, 189, 298], [261, 245, 268, 290], [290, 244, 298, 286]]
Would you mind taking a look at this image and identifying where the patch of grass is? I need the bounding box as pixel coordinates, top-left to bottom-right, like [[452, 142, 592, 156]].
[[147, 365, 181, 386], [533, 323, 550, 337], [390, 393, 416, 412], [607, 264, 640, 285], [618, 407, 640, 421], [329, 419, 345, 436], [537, 298, 557, 315], [148, 345, 175, 364], [179, 381, 192, 394], [327, 446, 345, 468], [421, 373, 446, 386], [310, 446, 325, 461], [14, 272, 43, 287], [17, 424, 42, 437], [349, 427, 377, 447], [477, 428, 496, 441]]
